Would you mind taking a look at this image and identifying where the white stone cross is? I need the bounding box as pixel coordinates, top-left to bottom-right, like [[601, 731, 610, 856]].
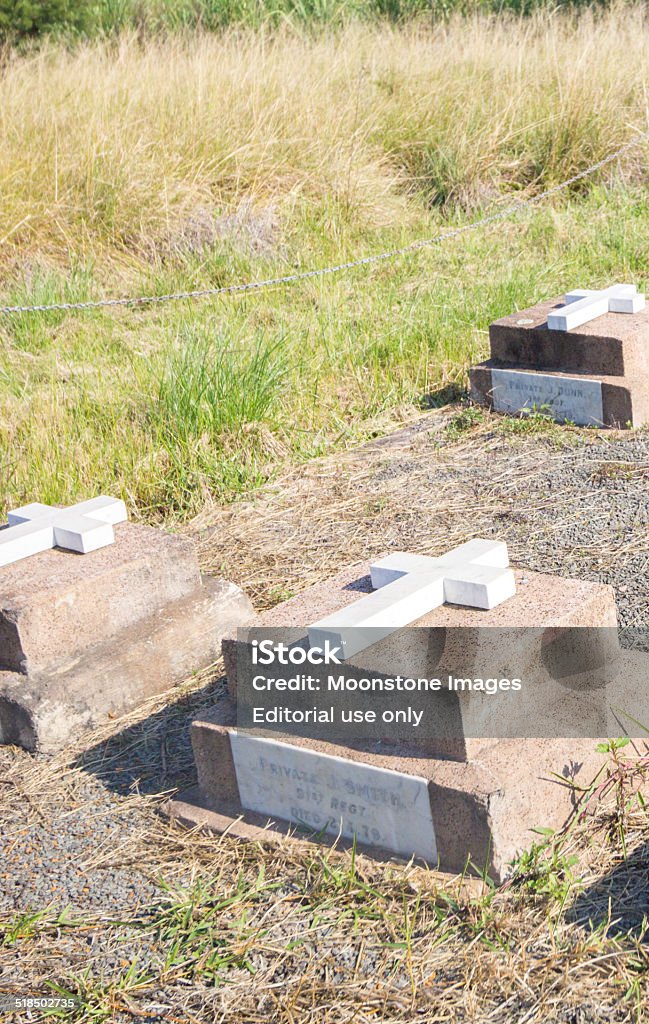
[[308, 539, 516, 661], [0, 496, 128, 568], [547, 283, 645, 332]]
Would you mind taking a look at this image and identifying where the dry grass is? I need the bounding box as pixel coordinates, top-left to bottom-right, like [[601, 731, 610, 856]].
[[1, 8, 649, 518], [1, 416, 649, 1020], [1, 8, 648, 271], [186, 407, 590, 606], [1, 12, 649, 1021], [1, 656, 648, 1023]]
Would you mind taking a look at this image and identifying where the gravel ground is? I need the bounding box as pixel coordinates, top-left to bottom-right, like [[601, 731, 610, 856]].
[[0, 777, 160, 914], [1, 408, 649, 1022], [194, 410, 649, 628], [399, 425, 649, 628], [0, 687, 208, 916]]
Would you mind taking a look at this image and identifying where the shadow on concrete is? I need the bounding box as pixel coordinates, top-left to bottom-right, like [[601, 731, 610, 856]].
[[342, 573, 373, 594], [567, 841, 649, 938]]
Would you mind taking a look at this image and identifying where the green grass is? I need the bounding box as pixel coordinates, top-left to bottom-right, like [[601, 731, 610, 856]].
[[0, 0, 612, 42], [0, 12, 648, 523], [2, 183, 648, 521]]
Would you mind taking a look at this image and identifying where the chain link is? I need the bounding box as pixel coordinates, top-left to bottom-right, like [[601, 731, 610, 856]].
[[1, 131, 647, 316]]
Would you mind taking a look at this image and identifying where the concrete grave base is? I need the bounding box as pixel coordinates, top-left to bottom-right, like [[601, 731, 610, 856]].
[[0, 522, 257, 752], [223, 560, 618, 760], [470, 362, 648, 428], [166, 786, 422, 871], [469, 294, 649, 428], [165, 559, 627, 882], [166, 701, 607, 883]]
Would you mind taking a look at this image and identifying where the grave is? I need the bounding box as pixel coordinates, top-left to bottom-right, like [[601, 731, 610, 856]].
[[0, 497, 129, 566], [308, 540, 516, 660], [0, 497, 257, 751], [470, 283, 649, 426], [167, 540, 632, 882]]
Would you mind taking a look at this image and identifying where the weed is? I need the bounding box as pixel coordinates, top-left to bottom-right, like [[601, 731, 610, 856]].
[[43, 964, 153, 1021], [1, 909, 51, 945], [512, 838, 580, 902], [151, 871, 279, 982], [444, 404, 485, 438]]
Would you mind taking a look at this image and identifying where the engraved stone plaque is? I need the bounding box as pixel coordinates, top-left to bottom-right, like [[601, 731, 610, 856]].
[[230, 731, 438, 860], [491, 369, 604, 425]]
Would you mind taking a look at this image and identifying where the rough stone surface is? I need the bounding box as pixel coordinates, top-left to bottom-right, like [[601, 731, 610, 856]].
[[470, 294, 649, 427], [170, 699, 608, 882], [221, 561, 618, 761], [226, 564, 615, 636], [488, 295, 649, 377], [308, 542, 516, 661], [168, 563, 622, 879], [0, 522, 201, 674], [0, 523, 257, 751]]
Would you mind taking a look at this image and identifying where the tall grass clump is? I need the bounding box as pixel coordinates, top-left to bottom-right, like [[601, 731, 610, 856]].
[[148, 325, 288, 508], [154, 326, 287, 441], [0, 7, 648, 520], [0, 7, 647, 278]]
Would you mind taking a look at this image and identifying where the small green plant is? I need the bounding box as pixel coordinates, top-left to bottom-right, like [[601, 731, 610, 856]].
[[43, 963, 151, 1021], [497, 405, 557, 433], [1, 908, 49, 945], [151, 871, 277, 982], [152, 326, 287, 445], [0, 907, 90, 947], [445, 404, 485, 438], [623, 955, 649, 1023], [511, 836, 580, 902], [590, 461, 637, 483], [595, 736, 632, 757], [595, 736, 636, 848], [265, 584, 295, 604], [492, 404, 587, 446]]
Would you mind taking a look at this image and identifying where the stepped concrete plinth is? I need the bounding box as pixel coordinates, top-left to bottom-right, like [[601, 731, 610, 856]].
[[167, 555, 626, 882], [222, 560, 618, 761], [172, 702, 616, 881], [0, 522, 256, 751], [470, 291, 649, 427]]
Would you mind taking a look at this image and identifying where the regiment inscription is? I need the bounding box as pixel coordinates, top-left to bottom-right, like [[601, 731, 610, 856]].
[[230, 731, 438, 860]]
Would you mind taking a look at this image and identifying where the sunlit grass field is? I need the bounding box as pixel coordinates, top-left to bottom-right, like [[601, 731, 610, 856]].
[[1, 7, 648, 521]]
